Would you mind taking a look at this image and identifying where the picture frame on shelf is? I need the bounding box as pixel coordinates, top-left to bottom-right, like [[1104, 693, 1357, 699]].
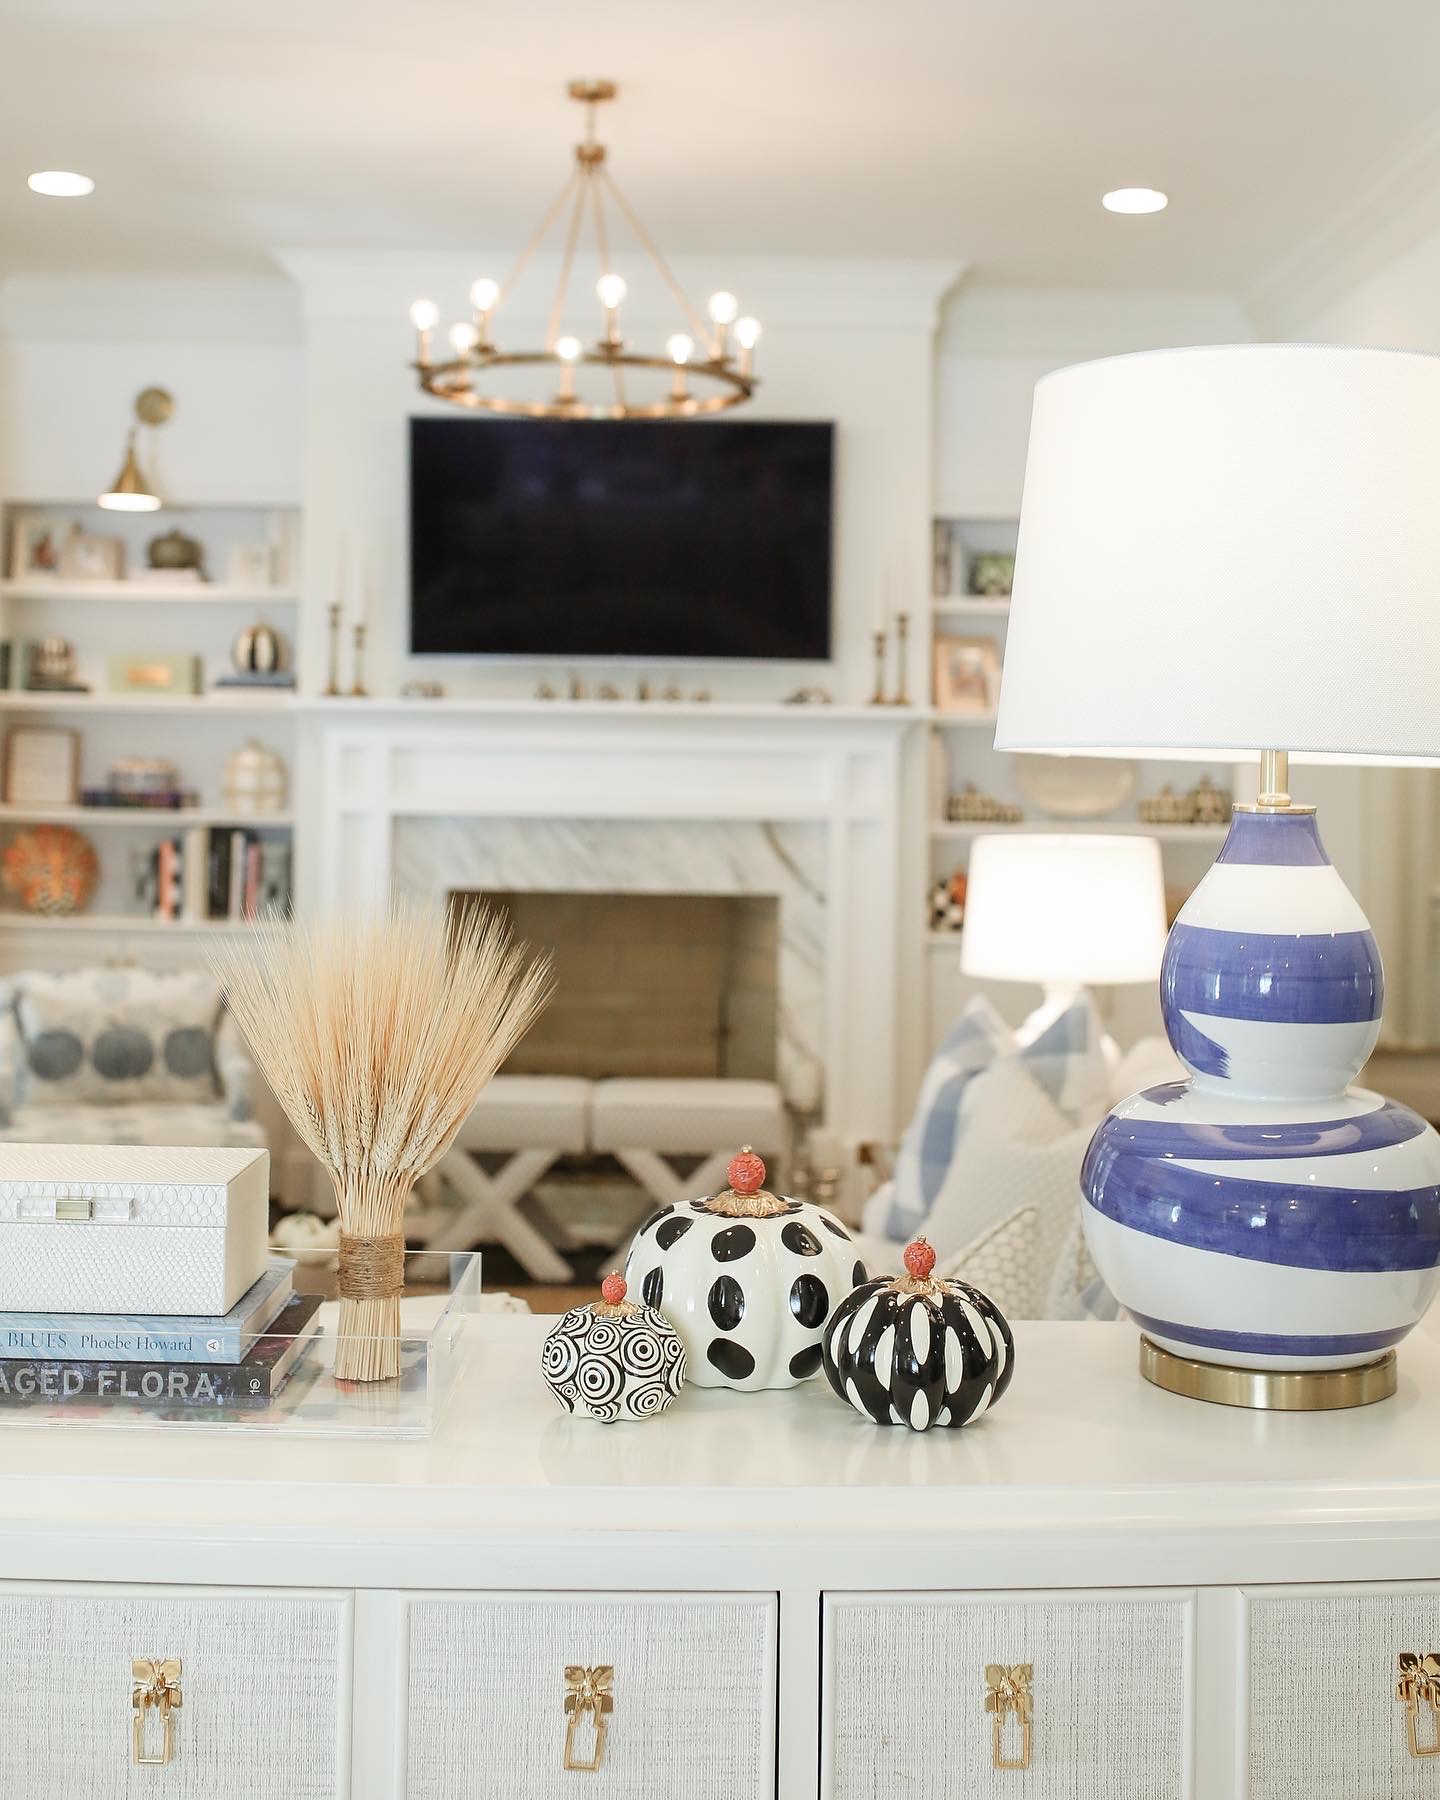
[[57, 530, 125, 582], [226, 543, 275, 589], [8, 517, 68, 581], [3, 726, 80, 807], [933, 635, 1001, 716]]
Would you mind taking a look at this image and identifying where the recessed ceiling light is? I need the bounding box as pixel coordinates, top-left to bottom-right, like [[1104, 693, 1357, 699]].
[[27, 170, 94, 198], [1102, 187, 1167, 215]]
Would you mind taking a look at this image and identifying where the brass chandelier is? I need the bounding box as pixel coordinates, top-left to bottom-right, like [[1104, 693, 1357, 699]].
[[407, 80, 760, 420]]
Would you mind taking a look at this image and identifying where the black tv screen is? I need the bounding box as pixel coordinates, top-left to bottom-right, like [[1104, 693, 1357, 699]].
[[409, 417, 833, 660]]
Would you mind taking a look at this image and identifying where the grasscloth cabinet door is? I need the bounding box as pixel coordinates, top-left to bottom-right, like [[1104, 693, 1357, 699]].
[[822, 1588, 1195, 1800], [400, 1591, 777, 1800], [1244, 1583, 1440, 1798], [0, 1581, 352, 1800]]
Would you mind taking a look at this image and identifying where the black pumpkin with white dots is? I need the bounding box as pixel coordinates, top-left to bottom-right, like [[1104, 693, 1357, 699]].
[[624, 1147, 864, 1391], [822, 1237, 1014, 1430]]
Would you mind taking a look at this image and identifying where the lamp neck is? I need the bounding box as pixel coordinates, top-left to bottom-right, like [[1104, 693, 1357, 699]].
[[1257, 747, 1291, 811]]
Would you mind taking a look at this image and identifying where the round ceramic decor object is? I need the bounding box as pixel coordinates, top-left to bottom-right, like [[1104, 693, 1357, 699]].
[[231, 621, 285, 675], [624, 1148, 864, 1391], [821, 1238, 1015, 1430], [1015, 754, 1139, 819], [541, 1274, 687, 1422], [222, 739, 287, 816]]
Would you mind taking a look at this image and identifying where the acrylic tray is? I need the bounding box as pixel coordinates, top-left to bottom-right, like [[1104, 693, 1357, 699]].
[[0, 1250, 479, 1440]]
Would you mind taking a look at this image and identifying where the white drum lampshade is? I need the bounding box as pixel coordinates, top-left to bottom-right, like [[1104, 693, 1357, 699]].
[[997, 343, 1440, 1412], [961, 834, 1166, 991], [996, 344, 1440, 766]]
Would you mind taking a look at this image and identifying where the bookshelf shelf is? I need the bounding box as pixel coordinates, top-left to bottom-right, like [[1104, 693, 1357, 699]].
[[0, 581, 298, 604], [933, 597, 1011, 618], [0, 914, 283, 934], [0, 691, 296, 713], [0, 805, 293, 828]]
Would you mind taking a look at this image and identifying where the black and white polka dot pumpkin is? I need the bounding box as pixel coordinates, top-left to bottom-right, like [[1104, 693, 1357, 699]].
[[624, 1147, 864, 1392], [541, 1273, 687, 1423], [822, 1238, 1015, 1431]]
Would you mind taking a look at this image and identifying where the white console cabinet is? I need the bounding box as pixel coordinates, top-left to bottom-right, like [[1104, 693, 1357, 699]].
[[5, 1318, 1440, 1798]]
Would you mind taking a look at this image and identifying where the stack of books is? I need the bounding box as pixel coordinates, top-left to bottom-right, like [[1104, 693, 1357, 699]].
[[131, 828, 292, 924], [0, 1258, 321, 1411]]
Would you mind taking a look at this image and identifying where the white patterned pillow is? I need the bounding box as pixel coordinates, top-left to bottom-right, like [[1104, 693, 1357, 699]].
[[11, 969, 222, 1107], [937, 1206, 1040, 1320]]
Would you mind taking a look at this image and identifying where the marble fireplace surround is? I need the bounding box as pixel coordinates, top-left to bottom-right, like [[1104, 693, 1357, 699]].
[[308, 703, 915, 1143]]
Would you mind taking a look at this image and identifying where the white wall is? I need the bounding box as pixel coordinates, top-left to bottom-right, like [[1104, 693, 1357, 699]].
[[0, 276, 302, 506], [934, 285, 1252, 517]]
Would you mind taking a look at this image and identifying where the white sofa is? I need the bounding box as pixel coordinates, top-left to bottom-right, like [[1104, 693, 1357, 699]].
[[0, 968, 265, 1152]]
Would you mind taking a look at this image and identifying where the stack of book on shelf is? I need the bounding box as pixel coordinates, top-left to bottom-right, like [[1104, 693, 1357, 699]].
[[131, 828, 292, 924], [0, 1259, 320, 1410], [84, 757, 197, 811]]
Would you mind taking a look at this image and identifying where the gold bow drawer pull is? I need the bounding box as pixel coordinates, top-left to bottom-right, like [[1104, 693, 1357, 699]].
[[131, 1657, 183, 1767], [985, 1663, 1032, 1772], [1398, 1653, 1440, 1758], [562, 1664, 614, 1773]]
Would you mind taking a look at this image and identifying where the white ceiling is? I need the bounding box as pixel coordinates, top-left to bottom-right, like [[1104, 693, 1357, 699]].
[[4, 0, 1440, 295]]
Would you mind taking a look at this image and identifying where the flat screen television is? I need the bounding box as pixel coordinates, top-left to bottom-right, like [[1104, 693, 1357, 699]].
[[409, 417, 833, 660]]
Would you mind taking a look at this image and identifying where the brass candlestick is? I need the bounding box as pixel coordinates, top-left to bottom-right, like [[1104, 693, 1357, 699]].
[[324, 603, 342, 696], [869, 628, 888, 705], [892, 611, 910, 706], [351, 622, 368, 698]]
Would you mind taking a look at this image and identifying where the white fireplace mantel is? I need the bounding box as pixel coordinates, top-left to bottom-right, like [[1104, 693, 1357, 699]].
[[302, 703, 922, 1143]]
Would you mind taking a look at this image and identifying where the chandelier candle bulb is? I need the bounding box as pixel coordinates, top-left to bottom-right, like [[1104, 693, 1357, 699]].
[[555, 334, 583, 402], [596, 272, 627, 346], [735, 316, 761, 377], [708, 289, 738, 357], [409, 298, 439, 364]]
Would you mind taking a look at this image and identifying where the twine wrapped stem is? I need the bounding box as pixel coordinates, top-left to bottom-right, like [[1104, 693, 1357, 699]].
[[337, 1230, 407, 1380]]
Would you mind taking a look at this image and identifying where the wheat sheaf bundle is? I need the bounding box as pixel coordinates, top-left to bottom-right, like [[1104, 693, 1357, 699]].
[[213, 901, 551, 1380]]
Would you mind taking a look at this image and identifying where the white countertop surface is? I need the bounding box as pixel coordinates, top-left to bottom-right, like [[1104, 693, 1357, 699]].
[[4, 1316, 1440, 1558]]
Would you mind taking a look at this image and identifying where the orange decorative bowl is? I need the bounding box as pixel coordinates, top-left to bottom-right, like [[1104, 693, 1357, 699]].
[[2, 825, 99, 916]]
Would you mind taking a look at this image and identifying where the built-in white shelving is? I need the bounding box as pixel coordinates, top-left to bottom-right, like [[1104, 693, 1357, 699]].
[[0, 691, 295, 713], [932, 597, 1010, 619], [0, 581, 298, 605], [0, 805, 293, 827], [0, 913, 282, 935], [0, 496, 302, 971]]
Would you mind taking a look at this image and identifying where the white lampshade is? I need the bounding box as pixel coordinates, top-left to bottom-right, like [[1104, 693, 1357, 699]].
[[995, 344, 1440, 764], [960, 834, 1167, 987]]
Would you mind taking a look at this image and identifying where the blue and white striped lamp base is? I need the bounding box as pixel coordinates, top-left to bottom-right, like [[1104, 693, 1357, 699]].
[[1082, 807, 1440, 1400]]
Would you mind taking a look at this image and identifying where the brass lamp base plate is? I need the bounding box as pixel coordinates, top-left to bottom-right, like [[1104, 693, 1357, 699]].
[[1139, 1337, 1397, 1411]]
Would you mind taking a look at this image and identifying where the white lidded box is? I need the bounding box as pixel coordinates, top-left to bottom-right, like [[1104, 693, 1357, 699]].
[[0, 1144, 269, 1316]]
